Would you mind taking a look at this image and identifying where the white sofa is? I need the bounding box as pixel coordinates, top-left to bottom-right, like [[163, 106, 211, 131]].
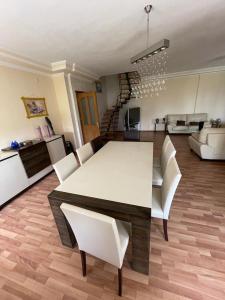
[[188, 128, 225, 160], [167, 113, 209, 134]]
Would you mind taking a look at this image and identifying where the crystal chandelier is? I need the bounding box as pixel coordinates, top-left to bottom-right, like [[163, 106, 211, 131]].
[[130, 5, 170, 99]]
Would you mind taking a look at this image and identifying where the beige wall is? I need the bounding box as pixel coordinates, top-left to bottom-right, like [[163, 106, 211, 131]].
[[118, 71, 225, 130], [0, 66, 107, 151], [52, 73, 75, 145], [0, 66, 62, 149]]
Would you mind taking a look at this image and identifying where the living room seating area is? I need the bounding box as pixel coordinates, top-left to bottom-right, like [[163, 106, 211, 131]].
[[167, 113, 210, 134], [189, 127, 225, 160]]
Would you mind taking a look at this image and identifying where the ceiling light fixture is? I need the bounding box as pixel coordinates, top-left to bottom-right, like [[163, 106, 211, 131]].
[[130, 4, 170, 98], [131, 39, 169, 64]]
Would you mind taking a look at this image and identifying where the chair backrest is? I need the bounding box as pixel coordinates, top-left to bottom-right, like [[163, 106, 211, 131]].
[[161, 157, 182, 219], [162, 135, 171, 154], [53, 153, 79, 184], [161, 141, 176, 174], [60, 203, 124, 268], [76, 142, 94, 165]]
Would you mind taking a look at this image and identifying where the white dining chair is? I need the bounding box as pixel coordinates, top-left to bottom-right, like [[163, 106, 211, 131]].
[[152, 157, 182, 241], [60, 203, 130, 296], [153, 135, 171, 167], [76, 142, 94, 165], [152, 141, 176, 186], [53, 153, 79, 184]]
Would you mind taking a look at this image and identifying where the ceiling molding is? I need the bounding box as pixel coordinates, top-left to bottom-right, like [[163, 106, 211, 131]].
[[1, 48, 225, 81], [139, 65, 225, 81], [70, 72, 94, 83], [51, 60, 69, 72], [0, 48, 99, 81], [51, 60, 99, 81], [0, 48, 52, 74], [0, 60, 53, 77], [72, 63, 99, 81], [163, 65, 225, 79]]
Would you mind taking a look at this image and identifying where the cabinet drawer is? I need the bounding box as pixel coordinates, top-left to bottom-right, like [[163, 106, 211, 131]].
[[19, 141, 51, 178]]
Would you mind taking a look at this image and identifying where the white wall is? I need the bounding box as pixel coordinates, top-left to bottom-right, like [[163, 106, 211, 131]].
[[101, 74, 120, 109], [0, 65, 62, 149], [105, 71, 225, 130], [195, 73, 225, 121]]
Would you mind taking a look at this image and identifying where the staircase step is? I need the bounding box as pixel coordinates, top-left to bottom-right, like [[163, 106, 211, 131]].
[[104, 112, 113, 117], [119, 73, 127, 79], [100, 72, 139, 132], [128, 71, 139, 78], [120, 80, 128, 85], [120, 84, 130, 89]]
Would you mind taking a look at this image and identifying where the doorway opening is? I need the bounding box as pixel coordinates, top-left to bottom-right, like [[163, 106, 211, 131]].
[[76, 92, 100, 144]]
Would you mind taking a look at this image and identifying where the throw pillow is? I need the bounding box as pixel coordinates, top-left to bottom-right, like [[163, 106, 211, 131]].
[[199, 121, 204, 131], [176, 120, 185, 126], [189, 121, 199, 126]]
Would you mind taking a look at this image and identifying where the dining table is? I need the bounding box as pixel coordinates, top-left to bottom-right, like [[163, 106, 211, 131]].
[[48, 141, 153, 275]]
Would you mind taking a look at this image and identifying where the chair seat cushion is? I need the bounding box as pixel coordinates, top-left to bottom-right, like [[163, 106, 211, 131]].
[[152, 188, 163, 219], [152, 167, 163, 186]]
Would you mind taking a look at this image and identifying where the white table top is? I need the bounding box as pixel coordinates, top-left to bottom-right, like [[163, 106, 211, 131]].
[[56, 141, 153, 208]]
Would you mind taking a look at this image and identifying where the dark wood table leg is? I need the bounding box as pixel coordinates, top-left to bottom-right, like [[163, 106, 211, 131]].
[[49, 198, 76, 248], [131, 217, 151, 275]]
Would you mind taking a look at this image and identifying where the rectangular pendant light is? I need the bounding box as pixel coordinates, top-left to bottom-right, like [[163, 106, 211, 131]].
[[130, 39, 170, 64]]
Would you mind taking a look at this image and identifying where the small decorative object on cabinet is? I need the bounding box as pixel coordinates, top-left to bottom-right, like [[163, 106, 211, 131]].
[[10, 141, 20, 150], [45, 117, 55, 135], [36, 126, 44, 140], [211, 118, 222, 128], [154, 118, 166, 131], [42, 125, 51, 137]]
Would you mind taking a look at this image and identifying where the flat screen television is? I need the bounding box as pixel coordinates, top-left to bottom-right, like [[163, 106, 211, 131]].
[[125, 107, 140, 130]]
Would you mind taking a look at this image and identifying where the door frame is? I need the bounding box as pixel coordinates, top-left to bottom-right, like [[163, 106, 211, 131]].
[[75, 91, 100, 144]]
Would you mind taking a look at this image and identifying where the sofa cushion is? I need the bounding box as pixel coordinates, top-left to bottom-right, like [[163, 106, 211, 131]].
[[189, 125, 199, 132], [187, 113, 207, 123], [199, 128, 225, 144], [189, 121, 199, 126], [167, 114, 187, 124], [172, 126, 188, 131], [176, 120, 186, 126]]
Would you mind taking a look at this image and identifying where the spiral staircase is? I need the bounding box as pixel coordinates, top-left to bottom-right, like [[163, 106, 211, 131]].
[[100, 71, 140, 134]]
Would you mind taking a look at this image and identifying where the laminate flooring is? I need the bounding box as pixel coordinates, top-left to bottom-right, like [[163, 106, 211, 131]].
[[0, 132, 225, 300]]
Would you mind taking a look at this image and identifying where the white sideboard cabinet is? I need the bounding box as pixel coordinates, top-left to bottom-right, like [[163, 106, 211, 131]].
[[0, 154, 28, 206], [0, 135, 66, 207]]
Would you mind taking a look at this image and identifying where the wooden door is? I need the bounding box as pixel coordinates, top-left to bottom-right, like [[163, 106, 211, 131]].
[[77, 92, 100, 143]]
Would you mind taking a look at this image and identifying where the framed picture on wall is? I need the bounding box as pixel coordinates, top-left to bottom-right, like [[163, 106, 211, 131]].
[[95, 81, 102, 93], [21, 97, 48, 118]]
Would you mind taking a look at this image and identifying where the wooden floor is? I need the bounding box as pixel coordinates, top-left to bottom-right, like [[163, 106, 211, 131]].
[[1, 132, 225, 300]]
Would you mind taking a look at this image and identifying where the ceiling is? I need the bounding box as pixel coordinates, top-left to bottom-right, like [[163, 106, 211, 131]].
[[1, 0, 225, 76]]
